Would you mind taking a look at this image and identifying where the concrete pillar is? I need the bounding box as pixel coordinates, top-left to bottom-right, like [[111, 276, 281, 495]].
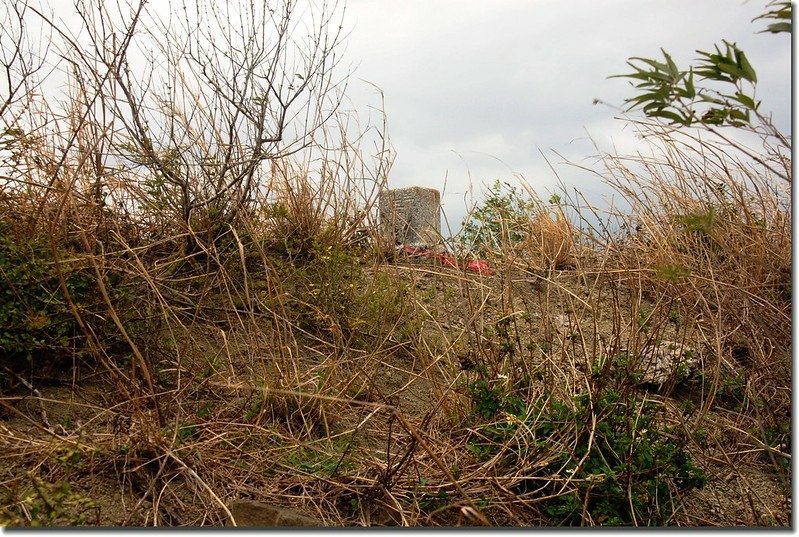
[[379, 186, 441, 247]]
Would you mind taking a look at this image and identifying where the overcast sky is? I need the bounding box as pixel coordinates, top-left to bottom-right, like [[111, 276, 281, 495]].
[[338, 0, 792, 232], [5, 1, 792, 235]]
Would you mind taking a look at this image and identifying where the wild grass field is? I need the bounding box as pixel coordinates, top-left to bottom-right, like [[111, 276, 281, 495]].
[[0, 0, 791, 527]]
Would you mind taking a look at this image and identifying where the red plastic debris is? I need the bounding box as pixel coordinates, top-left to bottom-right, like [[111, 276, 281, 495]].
[[398, 245, 493, 275], [466, 259, 493, 275], [437, 252, 459, 269]]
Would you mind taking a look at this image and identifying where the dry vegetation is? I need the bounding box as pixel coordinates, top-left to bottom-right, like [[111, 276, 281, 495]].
[[0, 0, 791, 528]]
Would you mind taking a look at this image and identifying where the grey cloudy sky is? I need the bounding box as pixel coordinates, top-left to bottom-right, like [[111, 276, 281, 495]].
[[6, 1, 791, 235], [338, 1, 792, 231]]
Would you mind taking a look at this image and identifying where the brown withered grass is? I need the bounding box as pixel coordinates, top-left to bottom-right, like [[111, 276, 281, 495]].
[[0, 76, 789, 529]]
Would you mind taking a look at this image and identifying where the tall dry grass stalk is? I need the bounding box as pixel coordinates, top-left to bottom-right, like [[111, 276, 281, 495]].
[[599, 125, 790, 384], [0, 1, 790, 527]]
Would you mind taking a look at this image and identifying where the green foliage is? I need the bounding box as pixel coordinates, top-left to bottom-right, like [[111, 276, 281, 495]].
[[266, 240, 359, 338], [464, 439, 495, 462], [613, 43, 759, 127], [285, 441, 354, 477], [460, 180, 536, 256], [592, 352, 645, 386], [468, 379, 506, 419], [0, 223, 93, 361], [655, 264, 691, 282], [759, 421, 790, 472], [464, 369, 705, 526], [243, 395, 263, 422], [675, 207, 716, 235], [464, 379, 527, 461], [260, 196, 346, 262], [636, 307, 653, 334], [695, 42, 757, 85], [538, 390, 706, 526], [176, 423, 199, 444], [412, 478, 451, 513], [713, 369, 748, 411], [754, 1, 792, 34], [613, 2, 790, 128], [0, 475, 98, 527], [692, 427, 709, 449]]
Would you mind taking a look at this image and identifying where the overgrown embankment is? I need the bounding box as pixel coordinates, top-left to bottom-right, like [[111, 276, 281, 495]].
[[0, 120, 790, 526], [0, 0, 790, 527]]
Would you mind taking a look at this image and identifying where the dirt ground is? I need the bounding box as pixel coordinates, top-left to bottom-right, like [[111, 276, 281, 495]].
[[0, 262, 790, 527]]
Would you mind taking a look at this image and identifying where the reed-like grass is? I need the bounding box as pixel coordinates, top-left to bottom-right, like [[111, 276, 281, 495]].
[[0, 2, 790, 525]]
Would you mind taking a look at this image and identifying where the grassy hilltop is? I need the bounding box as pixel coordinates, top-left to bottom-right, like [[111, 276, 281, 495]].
[[0, 0, 791, 527]]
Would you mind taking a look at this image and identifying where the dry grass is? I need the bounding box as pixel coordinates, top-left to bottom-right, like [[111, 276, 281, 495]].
[[522, 207, 575, 271], [1, 115, 792, 527], [0, 4, 790, 526]]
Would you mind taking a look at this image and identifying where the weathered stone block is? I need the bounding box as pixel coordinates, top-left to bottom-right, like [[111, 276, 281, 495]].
[[226, 500, 324, 527], [379, 187, 441, 247]]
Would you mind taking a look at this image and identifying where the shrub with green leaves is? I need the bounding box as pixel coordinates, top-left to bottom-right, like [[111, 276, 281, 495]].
[[459, 180, 537, 257], [538, 389, 705, 526], [0, 476, 98, 526], [0, 222, 93, 362], [465, 375, 705, 526]]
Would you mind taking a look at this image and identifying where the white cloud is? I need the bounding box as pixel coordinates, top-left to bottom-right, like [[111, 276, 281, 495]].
[[341, 0, 792, 232]]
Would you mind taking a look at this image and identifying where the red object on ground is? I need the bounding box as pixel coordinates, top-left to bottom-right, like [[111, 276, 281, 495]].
[[466, 259, 493, 275], [436, 252, 459, 269], [399, 245, 493, 275]]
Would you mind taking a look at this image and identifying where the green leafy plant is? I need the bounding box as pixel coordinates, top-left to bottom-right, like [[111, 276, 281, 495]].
[[613, 2, 790, 129], [538, 390, 706, 526], [655, 265, 691, 283], [468, 379, 524, 420], [0, 476, 98, 527], [636, 307, 653, 334], [412, 478, 450, 513], [176, 423, 199, 444], [464, 379, 528, 462], [714, 370, 748, 412], [613, 43, 759, 127], [759, 421, 790, 473], [468, 380, 505, 420], [285, 440, 355, 477], [0, 223, 94, 363], [592, 352, 645, 386], [693, 427, 709, 449], [754, 1, 792, 34], [460, 180, 537, 257]]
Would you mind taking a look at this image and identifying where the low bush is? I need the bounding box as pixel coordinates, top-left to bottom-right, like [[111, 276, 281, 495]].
[[537, 389, 705, 526], [0, 220, 93, 365], [465, 371, 705, 526]]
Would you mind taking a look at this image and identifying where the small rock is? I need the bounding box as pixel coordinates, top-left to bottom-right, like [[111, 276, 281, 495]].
[[550, 314, 576, 338], [638, 340, 698, 386], [226, 500, 324, 527]]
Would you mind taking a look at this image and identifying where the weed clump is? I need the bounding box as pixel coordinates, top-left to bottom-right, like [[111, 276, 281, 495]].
[[536, 389, 705, 526], [0, 222, 87, 361], [465, 372, 705, 526]]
